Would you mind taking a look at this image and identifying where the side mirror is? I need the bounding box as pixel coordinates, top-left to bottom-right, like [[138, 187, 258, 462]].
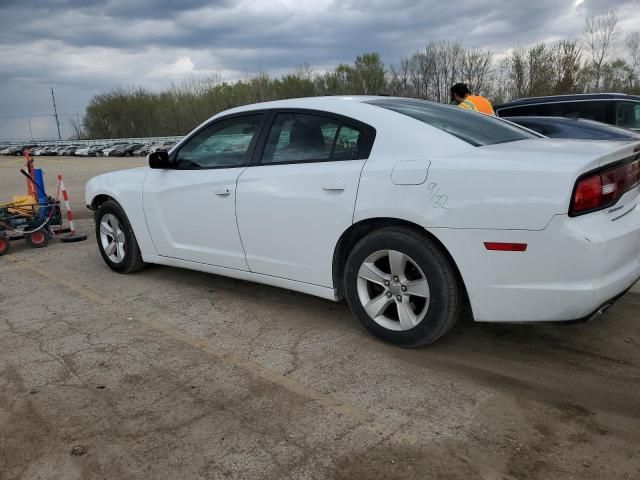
[[148, 151, 172, 169]]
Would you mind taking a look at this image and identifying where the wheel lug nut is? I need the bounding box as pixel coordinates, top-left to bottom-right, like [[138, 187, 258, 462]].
[[396, 295, 402, 301], [401, 285, 407, 292], [393, 276, 399, 282], [384, 280, 390, 286], [386, 292, 392, 298]]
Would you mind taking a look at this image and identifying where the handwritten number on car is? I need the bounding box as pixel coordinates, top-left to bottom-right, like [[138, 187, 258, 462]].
[[427, 182, 449, 209]]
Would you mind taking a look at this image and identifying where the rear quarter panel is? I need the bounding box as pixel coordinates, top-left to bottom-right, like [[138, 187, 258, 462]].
[[354, 135, 599, 231]]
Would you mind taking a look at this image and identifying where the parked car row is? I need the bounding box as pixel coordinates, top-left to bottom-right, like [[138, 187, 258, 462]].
[[0, 140, 179, 157]]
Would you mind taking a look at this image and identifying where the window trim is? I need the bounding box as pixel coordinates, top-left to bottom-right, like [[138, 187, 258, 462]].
[[251, 108, 376, 167], [168, 110, 270, 170]]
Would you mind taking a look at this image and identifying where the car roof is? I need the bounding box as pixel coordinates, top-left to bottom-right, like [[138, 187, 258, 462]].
[[218, 95, 390, 115], [496, 93, 640, 109]]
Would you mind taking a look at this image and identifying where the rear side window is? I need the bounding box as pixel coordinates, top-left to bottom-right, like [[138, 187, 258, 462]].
[[499, 101, 612, 123], [368, 99, 536, 146], [616, 102, 640, 129], [549, 101, 609, 122], [261, 113, 365, 164]]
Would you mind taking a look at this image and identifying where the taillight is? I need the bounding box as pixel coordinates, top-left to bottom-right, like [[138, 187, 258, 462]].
[[572, 175, 602, 213], [570, 156, 640, 216]]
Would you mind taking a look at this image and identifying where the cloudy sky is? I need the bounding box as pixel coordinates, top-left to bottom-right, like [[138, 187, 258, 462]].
[[1, 0, 639, 141]]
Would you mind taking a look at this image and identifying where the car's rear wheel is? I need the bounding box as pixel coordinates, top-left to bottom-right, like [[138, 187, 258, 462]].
[[344, 227, 461, 347], [95, 200, 146, 273]]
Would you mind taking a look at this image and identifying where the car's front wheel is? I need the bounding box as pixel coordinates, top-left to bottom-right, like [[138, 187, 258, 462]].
[[95, 200, 146, 273], [344, 227, 461, 347]]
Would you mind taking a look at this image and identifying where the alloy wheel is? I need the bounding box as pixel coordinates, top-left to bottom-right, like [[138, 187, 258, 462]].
[[100, 213, 125, 263], [356, 249, 430, 331]]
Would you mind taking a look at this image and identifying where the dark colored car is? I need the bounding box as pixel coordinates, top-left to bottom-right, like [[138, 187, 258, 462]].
[[132, 142, 154, 156], [87, 145, 106, 156], [4, 144, 37, 155], [505, 116, 640, 141], [110, 143, 143, 156], [153, 140, 176, 152], [495, 93, 640, 133], [36, 145, 64, 156]]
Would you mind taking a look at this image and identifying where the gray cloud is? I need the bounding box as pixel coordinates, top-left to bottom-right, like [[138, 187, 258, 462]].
[[1, 0, 639, 140]]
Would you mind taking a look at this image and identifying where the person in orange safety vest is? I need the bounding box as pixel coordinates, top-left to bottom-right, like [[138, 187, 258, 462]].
[[450, 83, 495, 115]]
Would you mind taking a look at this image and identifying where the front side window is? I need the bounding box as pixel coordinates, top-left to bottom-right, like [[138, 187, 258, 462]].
[[175, 114, 264, 169], [368, 99, 536, 146], [262, 113, 364, 164]]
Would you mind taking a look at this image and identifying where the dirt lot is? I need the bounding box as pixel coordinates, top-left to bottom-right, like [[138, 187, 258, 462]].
[[1, 155, 639, 480]]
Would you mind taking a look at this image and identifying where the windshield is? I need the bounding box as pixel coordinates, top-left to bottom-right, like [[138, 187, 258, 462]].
[[366, 98, 538, 146]]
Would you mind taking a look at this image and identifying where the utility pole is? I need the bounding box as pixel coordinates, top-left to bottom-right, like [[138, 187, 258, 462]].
[[50, 86, 62, 140], [28, 119, 34, 141]]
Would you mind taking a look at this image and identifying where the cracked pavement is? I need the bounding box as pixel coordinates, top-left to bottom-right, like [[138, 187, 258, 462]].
[[1, 156, 640, 479]]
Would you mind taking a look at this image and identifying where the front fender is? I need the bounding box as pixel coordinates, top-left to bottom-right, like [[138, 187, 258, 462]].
[[85, 168, 157, 257]]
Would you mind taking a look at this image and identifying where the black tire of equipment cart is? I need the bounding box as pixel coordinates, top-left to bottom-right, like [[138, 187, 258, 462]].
[[25, 228, 52, 248], [0, 235, 10, 256], [344, 227, 461, 348], [94, 200, 146, 274]]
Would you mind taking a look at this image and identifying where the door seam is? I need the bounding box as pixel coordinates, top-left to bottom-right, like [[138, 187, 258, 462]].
[[235, 166, 252, 271]]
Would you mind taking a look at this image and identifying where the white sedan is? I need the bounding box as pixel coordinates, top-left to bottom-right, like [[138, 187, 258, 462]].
[[85, 96, 640, 346]]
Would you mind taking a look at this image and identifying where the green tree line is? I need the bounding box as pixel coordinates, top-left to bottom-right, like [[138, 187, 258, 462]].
[[81, 8, 640, 139]]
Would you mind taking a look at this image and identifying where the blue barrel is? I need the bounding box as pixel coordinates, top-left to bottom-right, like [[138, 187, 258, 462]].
[[33, 169, 48, 219]]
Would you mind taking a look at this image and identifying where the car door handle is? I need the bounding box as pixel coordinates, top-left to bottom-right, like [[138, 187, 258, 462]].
[[322, 181, 345, 191], [215, 186, 232, 196]]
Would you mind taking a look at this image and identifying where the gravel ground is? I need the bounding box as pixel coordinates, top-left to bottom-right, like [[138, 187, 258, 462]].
[[1, 155, 639, 480]]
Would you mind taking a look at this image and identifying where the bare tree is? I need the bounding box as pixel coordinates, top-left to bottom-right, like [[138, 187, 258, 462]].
[[68, 116, 84, 140], [625, 32, 640, 90], [461, 48, 494, 96], [388, 58, 412, 97], [551, 40, 582, 94], [506, 47, 528, 99], [492, 56, 511, 104], [584, 7, 618, 91]]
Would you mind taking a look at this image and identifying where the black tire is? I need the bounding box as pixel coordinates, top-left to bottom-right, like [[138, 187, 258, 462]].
[[344, 227, 461, 347], [94, 200, 146, 273], [0, 235, 10, 256], [25, 228, 52, 248]]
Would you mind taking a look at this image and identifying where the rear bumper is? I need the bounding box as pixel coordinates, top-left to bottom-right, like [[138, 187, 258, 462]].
[[562, 285, 633, 324], [431, 203, 640, 322]]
